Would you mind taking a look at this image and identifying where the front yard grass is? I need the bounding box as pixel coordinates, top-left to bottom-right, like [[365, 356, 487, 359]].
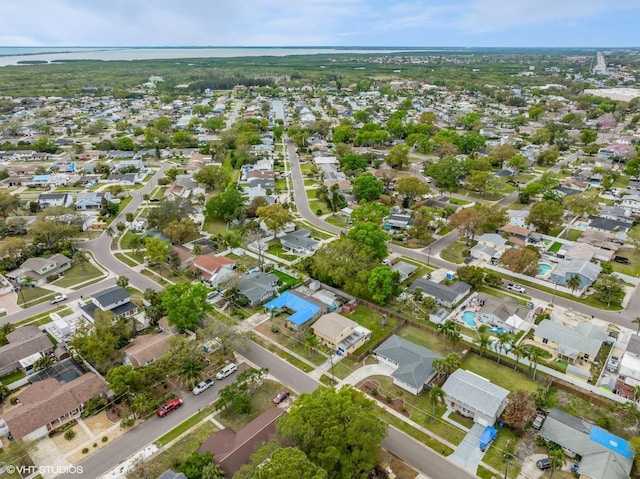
[[156, 406, 215, 447], [255, 319, 326, 367], [53, 263, 104, 288], [218, 379, 284, 431], [565, 229, 583, 241], [267, 244, 298, 261], [439, 240, 469, 264], [17, 286, 56, 307], [483, 427, 521, 479], [610, 247, 640, 277], [115, 253, 138, 267], [273, 269, 299, 289], [0, 370, 25, 385]]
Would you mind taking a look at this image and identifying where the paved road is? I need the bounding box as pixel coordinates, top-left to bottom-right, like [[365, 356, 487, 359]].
[[286, 139, 637, 330], [382, 427, 476, 479], [0, 163, 170, 327], [57, 364, 250, 479]]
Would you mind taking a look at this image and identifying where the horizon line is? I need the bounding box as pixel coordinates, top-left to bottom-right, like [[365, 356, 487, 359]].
[[1, 45, 639, 49]]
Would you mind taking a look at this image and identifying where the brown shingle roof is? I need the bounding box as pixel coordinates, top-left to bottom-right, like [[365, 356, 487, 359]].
[[3, 374, 108, 440], [0, 326, 53, 369], [198, 407, 285, 477], [124, 332, 174, 367]]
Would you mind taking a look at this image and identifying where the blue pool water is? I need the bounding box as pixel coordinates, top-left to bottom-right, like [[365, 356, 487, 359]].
[[489, 328, 508, 334], [461, 311, 477, 327], [538, 262, 553, 275]]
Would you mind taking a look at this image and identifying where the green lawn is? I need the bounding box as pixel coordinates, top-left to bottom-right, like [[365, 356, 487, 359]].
[[439, 240, 469, 264], [266, 244, 298, 261], [273, 270, 299, 289], [482, 427, 521, 479], [218, 379, 285, 431], [566, 229, 583, 241], [202, 216, 228, 235], [396, 324, 450, 356], [0, 370, 25, 385], [448, 198, 471, 206], [115, 253, 139, 267], [349, 305, 399, 356], [53, 263, 104, 288], [548, 242, 562, 253], [610, 247, 640, 277], [17, 286, 56, 307], [462, 355, 540, 392]]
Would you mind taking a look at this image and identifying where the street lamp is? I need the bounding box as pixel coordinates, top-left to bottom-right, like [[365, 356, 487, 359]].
[[330, 352, 335, 385]]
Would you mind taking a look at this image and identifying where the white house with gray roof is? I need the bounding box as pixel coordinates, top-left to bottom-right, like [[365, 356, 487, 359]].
[[534, 320, 609, 364], [409, 278, 471, 308], [441, 369, 509, 426], [620, 334, 640, 383], [237, 272, 279, 306], [279, 229, 319, 255], [391, 261, 417, 282], [374, 335, 441, 395]]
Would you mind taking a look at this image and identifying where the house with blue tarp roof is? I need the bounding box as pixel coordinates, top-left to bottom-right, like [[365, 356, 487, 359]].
[[539, 408, 633, 479], [265, 291, 323, 328]]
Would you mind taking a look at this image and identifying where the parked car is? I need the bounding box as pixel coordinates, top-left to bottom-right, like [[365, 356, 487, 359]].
[[532, 414, 545, 430], [463, 256, 473, 264], [614, 256, 630, 264], [507, 283, 526, 293], [607, 356, 620, 373], [534, 306, 544, 316], [215, 363, 238, 380], [156, 398, 183, 417], [50, 294, 68, 304], [192, 379, 214, 395], [536, 458, 551, 470], [272, 390, 290, 404]]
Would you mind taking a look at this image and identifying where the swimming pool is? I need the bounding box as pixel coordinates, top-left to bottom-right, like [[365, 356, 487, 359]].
[[461, 311, 477, 328], [538, 262, 553, 275]]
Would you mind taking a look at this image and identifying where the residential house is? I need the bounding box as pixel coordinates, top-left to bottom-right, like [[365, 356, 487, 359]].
[[534, 320, 609, 364], [391, 261, 418, 282], [409, 278, 471, 309], [384, 214, 412, 231], [279, 229, 319, 255], [237, 272, 279, 306], [75, 191, 111, 210], [198, 407, 286, 478], [497, 225, 534, 246], [311, 312, 371, 356], [539, 408, 633, 479], [80, 286, 138, 323], [157, 471, 187, 479], [620, 194, 640, 215], [265, 291, 324, 329], [37, 193, 73, 208], [475, 294, 528, 333], [105, 172, 144, 185], [470, 233, 507, 262], [374, 335, 441, 395], [123, 324, 174, 367], [441, 369, 509, 426], [549, 259, 601, 292], [620, 334, 640, 384], [2, 372, 108, 441], [190, 255, 236, 287], [577, 230, 622, 255], [6, 254, 72, 285], [0, 326, 53, 376], [587, 216, 631, 237]]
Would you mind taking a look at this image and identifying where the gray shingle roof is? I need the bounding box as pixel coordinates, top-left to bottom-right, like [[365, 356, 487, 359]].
[[442, 369, 509, 418], [535, 320, 607, 358], [409, 279, 471, 304], [374, 335, 440, 390], [92, 286, 130, 309]]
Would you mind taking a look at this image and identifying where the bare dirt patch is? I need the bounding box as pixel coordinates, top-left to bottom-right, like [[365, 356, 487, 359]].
[[84, 412, 116, 434], [51, 425, 90, 454], [360, 380, 410, 418]]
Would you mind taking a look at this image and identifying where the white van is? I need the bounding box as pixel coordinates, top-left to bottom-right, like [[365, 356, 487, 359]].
[[215, 363, 238, 380]]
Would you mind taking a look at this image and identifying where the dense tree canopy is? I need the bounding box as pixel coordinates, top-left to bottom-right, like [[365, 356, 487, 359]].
[[346, 222, 388, 260], [277, 387, 386, 479], [352, 173, 384, 202], [162, 282, 212, 331]]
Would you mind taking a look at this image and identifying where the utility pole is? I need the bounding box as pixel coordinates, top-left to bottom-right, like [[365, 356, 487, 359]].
[[503, 440, 512, 479]]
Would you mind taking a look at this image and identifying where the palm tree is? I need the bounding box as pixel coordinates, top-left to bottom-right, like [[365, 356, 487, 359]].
[[178, 358, 205, 388], [633, 317, 640, 335], [1, 323, 15, 336], [548, 448, 565, 478], [428, 385, 445, 419], [566, 274, 582, 296], [496, 332, 510, 365], [528, 347, 542, 380], [475, 332, 491, 357], [106, 226, 114, 238], [132, 393, 153, 419], [192, 244, 201, 256], [73, 250, 89, 273], [116, 275, 129, 288], [437, 320, 456, 351], [511, 342, 528, 371], [129, 234, 143, 254], [447, 328, 462, 351]]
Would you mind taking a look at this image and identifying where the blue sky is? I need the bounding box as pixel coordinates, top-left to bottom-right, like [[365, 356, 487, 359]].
[[1, 0, 639, 47]]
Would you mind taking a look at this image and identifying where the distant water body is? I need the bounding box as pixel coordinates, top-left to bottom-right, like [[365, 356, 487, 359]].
[[0, 46, 446, 67]]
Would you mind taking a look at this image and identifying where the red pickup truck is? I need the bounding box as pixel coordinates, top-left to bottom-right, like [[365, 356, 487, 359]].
[[156, 398, 183, 417]]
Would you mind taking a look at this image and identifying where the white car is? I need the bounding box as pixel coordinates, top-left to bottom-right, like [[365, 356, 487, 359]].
[[507, 284, 526, 294], [50, 294, 68, 304], [192, 379, 214, 395]]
